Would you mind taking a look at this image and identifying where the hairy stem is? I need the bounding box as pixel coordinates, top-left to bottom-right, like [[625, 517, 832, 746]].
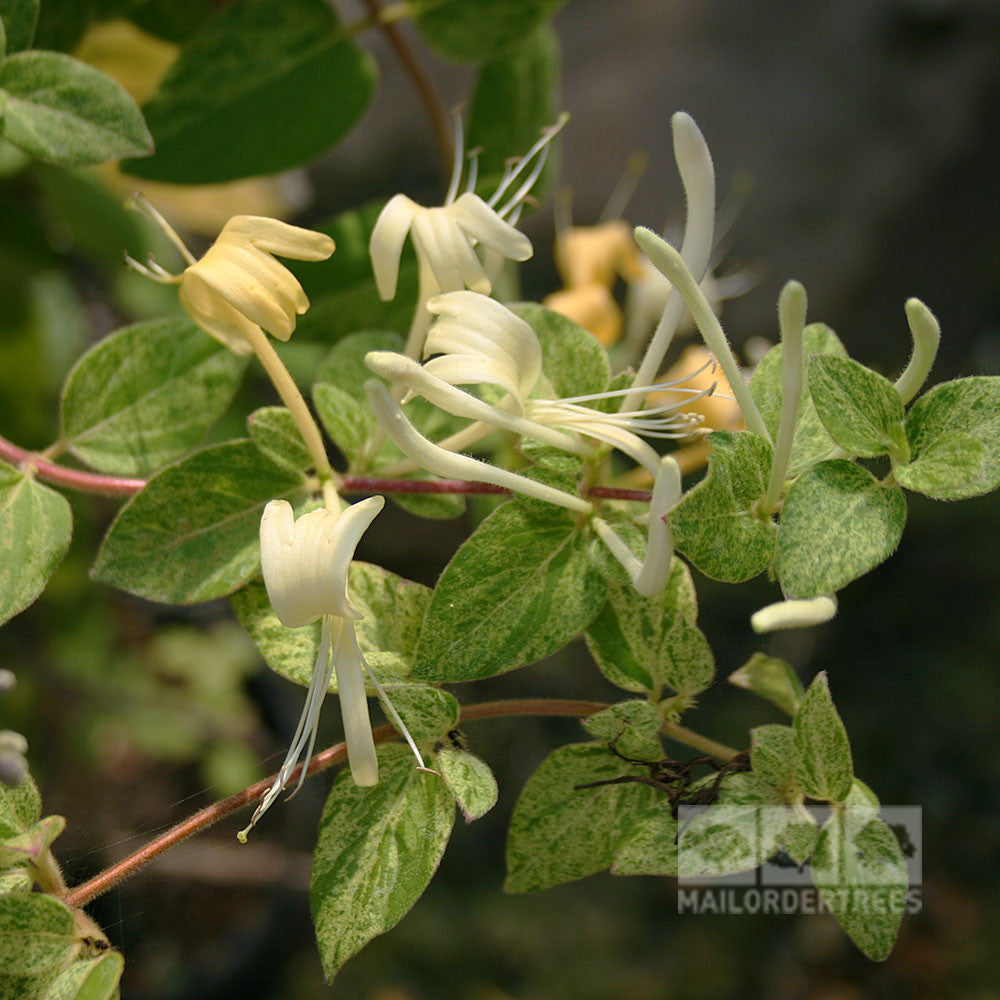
[[0, 435, 145, 496], [63, 698, 736, 908]]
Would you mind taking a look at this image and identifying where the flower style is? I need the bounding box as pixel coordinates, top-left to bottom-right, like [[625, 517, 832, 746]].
[[125, 197, 335, 356], [240, 495, 425, 839], [365, 290, 714, 480]]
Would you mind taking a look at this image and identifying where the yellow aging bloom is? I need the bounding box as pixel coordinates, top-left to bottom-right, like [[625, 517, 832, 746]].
[[126, 198, 335, 355]]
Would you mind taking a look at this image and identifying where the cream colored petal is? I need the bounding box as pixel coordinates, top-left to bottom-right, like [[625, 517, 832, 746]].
[[423, 354, 522, 401], [369, 194, 420, 301], [751, 596, 837, 633], [190, 255, 296, 339], [632, 457, 681, 597], [222, 241, 310, 316], [178, 270, 256, 355], [224, 215, 335, 261], [534, 406, 661, 476], [335, 625, 379, 787], [411, 209, 466, 294], [451, 192, 532, 261], [671, 112, 716, 284]]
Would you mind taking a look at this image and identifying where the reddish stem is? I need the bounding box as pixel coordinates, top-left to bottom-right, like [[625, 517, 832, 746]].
[[0, 436, 145, 497]]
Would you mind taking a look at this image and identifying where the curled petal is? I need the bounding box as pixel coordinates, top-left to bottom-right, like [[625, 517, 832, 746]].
[[224, 215, 335, 260], [632, 456, 681, 597], [451, 192, 532, 261], [189, 254, 297, 339], [369, 194, 421, 300], [178, 271, 257, 356], [335, 625, 379, 787]]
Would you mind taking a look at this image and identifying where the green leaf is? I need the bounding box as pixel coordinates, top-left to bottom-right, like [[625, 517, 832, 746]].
[[749, 724, 798, 791], [727, 652, 804, 717], [511, 303, 610, 398], [42, 952, 123, 1000], [811, 810, 907, 960], [669, 430, 776, 582], [435, 746, 498, 822], [903, 376, 1000, 499], [581, 700, 663, 761], [467, 24, 559, 195], [0, 869, 32, 893], [123, 0, 375, 184], [793, 673, 853, 802], [809, 355, 908, 461], [0, 0, 39, 53], [311, 743, 453, 983], [611, 800, 679, 876], [0, 775, 40, 840], [0, 463, 72, 626], [893, 431, 984, 499], [92, 441, 307, 604], [778, 459, 906, 598], [585, 557, 703, 696], [0, 51, 152, 165], [61, 318, 246, 476], [232, 562, 432, 685], [749, 323, 847, 475], [377, 685, 458, 745], [414, 502, 606, 681], [0, 815, 64, 869], [247, 406, 311, 471], [414, 0, 567, 63], [783, 812, 819, 866], [504, 742, 659, 893], [0, 893, 75, 975]]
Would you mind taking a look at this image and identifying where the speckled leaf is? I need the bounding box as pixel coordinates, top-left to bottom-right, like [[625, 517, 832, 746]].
[[0, 775, 40, 840], [311, 744, 454, 982], [809, 355, 908, 461], [778, 459, 906, 598], [0, 463, 72, 626], [669, 430, 776, 582], [414, 502, 606, 681], [505, 742, 658, 893], [811, 810, 907, 960], [232, 562, 432, 686], [0, 0, 39, 53], [611, 799, 679, 876], [0, 815, 64, 869], [585, 557, 704, 696], [313, 383, 374, 468], [511, 303, 610, 398], [92, 441, 308, 604], [793, 673, 853, 803], [61, 318, 246, 476], [247, 407, 311, 472], [903, 377, 1000, 499], [728, 653, 804, 716], [435, 747, 498, 822], [0, 893, 76, 975], [784, 815, 819, 866], [894, 431, 984, 499], [750, 323, 847, 475], [377, 685, 458, 744], [42, 951, 123, 1000], [581, 700, 663, 761], [750, 724, 798, 790]]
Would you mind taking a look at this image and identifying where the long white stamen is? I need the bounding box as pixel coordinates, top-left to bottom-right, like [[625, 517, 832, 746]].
[[489, 113, 569, 210], [633, 456, 681, 596], [894, 298, 941, 405], [592, 517, 643, 578], [123, 253, 179, 284], [335, 625, 378, 787], [464, 149, 481, 194], [600, 150, 649, 223], [128, 191, 197, 267], [360, 659, 431, 773], [445, 110, 465, 206]]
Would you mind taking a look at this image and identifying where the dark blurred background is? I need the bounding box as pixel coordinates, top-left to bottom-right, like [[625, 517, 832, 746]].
[[2, 0, 1000, 997]]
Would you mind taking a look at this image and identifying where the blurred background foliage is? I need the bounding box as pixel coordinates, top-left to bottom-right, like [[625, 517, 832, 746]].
[[1, 0, 999, 997]]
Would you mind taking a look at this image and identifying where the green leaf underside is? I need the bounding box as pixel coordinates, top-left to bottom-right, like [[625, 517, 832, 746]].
[[505, 743, 659, 893], [749, 323, 847, 476], [414, 502, 607, 682], [467, 24, 559, 197], [435, 747, 498, 821], [233, 562, 431, 686], [903, 377, 1000, 499], [893, 431, 984, 499], [311, 744, 454, 982], [91, 440, 307, 604], [42, 952, 124, 1000], [512, 303, 610, 398], [670, 430, 776, 582], [750, 724, 798, 790], [728, 653, 804, 717], [0, 50, 151, 165], [61, 317, 246, 476], [585, 558, 711, 697], [0, 462, 72, 626], [414, 0, 568, 63], [0, 776, 41, 840], [0, 815, 65, 869], [793, 673, 853, 802], [811, 810, 908, 960], [247, 406, 312, 471], [582, 700, 663, 761], [0, 893, 76, 976], [123, 0, 375, 184], [778, 459, 906, 598], [809, 355, 908, 460]]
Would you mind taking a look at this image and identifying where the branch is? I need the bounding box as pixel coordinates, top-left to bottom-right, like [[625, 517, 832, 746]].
[[0, 435, 145, 497], [360, 0, 454, 174]]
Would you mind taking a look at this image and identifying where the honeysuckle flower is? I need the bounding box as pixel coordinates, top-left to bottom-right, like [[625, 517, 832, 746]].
[[125, 197, 335, 356], [751, 595, 838, 633], [240, 496, 428, 839], [365, 291, 713, 478]]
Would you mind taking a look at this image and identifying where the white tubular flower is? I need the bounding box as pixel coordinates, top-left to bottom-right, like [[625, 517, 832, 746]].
[[369, 114, 568, 304], [125, 197, 335, 356], [365, 291, 714, 478], [751, 595, 838, 634], [241, 495, 406, 840]]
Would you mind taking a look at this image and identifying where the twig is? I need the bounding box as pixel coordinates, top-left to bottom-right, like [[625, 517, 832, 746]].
[[0, 436, 144, 497]]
